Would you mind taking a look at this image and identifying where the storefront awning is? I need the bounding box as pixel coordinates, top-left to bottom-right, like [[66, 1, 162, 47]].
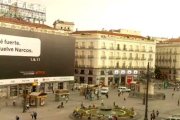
[[29, 92, 47, 97]]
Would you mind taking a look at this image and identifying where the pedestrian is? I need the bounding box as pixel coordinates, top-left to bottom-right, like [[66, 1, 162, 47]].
[[31, 112, 34, 119], [174, 87, 176, 91], [101, 100, 104, 106], [172, 93, 174, 98], [178, 100, 179, 106], [124, 98, 126, 102], [118, 92, 120, 97], [34, 112, 37, 120], [150, 113, 153, 120], [156, 110, 159, 117], [66, 97, 68, 103], [16, 115, 19, 120], [13, 100, 16, 106], [72, 88, 74, 91], [153, 112, 155, 119], [113, 102, 115, 106]]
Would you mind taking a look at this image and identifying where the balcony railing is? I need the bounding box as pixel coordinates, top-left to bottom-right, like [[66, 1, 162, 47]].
[[122, 66, 126, 68], [148, 58, 153, 61], [123, 48, 127, 51], [174, 51, 177, 54], [173, 59, 177, 62], [122, 57, 127, 60], [140, 66, 146, 69], [141, 58, 146, 60], [75, 55, 79, 58], [135, 57, 139, 60], [129, 49, 133, 51], [135, 49, 139, 51], [149, 50, 153, 52], [128, 66, 133, 68], [141, 49, 146, 52], [101, 46, 106, 49], [88, 55, 94, 58], [88, 46, 94, 49], [75, 46, 79, 48], [101, 66, 106, 68], [116, 48, 120, 50], [80, 46, 85, 48], [79, 55, 86, 58], [134, 66, 139, 69], [128, 57, 133, 60], [116, 66, 120, 68], [75, 64, 79, 67], [109, 56, 114, 59], [87, 65, 93, 68], [116, 57, 121, 59], [101, 56, 106, 59], [109, 47, 114, 50], [109, 66, 114, 68], [79, 65, 86, 68]]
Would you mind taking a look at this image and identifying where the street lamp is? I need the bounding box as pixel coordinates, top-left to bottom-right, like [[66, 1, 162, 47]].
[[22, 89, 29, 113]]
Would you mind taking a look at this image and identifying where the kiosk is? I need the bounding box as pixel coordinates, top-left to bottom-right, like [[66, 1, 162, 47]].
[[55, 89, 69, 102], [29, 92, 47, 107]]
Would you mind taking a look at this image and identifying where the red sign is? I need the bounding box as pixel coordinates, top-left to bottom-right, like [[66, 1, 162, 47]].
[[35, 71, 46, 75], [127, 76, 132, 79], [34, 79, 38, 82]]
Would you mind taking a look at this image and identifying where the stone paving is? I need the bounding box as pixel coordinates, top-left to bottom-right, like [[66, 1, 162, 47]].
[[0, 83, 179, 120]]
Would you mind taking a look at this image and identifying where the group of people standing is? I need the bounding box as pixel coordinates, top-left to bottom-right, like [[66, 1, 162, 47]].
[[16, 111, 37, 120], [150, 110, 159, 120]]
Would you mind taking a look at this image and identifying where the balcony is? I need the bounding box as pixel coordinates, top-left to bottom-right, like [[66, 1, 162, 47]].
[[88, 55, 94, 58], [141, 58, 146, 60], [88, 46, 94, 49], [129, 49, 133, 51], [135, 49, 139, 51], [128, 66, 133, 68], [174, 51, 177, 54], [79, 65, 86, 68], [149, 50, 153, 52], [75, 55, 79, 58], [116, 66, 120, 68], [101, 46, 106, 49], [140, 66, 146, 69], [109, 47, 114, 50], [169, 51, 172, 54], [101, 66, 106, 69], [79, 55, 86, 58], [116, 57, 121, 59], [122, 57, 127, 60], [101, 56, 106, 59], [141, 49, 146, 52], [109, 56, 114, 59], [87, 65, 93, 68], [109, 66, 114, 68], [134, 66, 139, 69], [128, 57, 133, 60], [75, 64, 79, 67], [80, 46, 85, 49], [116, 48, 121, 50], [135, 57, 139, 60], [148, 58, 153, 61], [123, 48, 127, 51], [75, 46, 79, 48], [165, 52, 168, 54], [173, 59, 177, 62], [122, 66, 126, 68]]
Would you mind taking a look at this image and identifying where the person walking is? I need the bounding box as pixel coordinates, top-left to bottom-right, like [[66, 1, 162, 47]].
[[16, 115, 19, 120], [156, 110, 159, 117], [34, 112, 37, 120], [31, 112, 34, 119], [72, 88, 74, 91], [178, 100, 179, 106], [118, 92, 120, 97], [124, 98, 126, 102], [66, 97, 68, 103], [101, 100, 104, 106], [113, 102, 115, 106], [172, 93, 174, 98], [150, 113, 153, 120], [174, 87, 176, 91]]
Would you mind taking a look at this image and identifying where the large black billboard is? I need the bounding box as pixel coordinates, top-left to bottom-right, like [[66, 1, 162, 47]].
[[0, 27, 75, 80]]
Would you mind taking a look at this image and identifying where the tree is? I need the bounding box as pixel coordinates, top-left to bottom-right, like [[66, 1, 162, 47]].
[[154, 65, 162, 79]]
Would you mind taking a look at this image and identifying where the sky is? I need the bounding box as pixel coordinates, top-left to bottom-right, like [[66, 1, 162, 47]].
[[24, 0, 180, 38]]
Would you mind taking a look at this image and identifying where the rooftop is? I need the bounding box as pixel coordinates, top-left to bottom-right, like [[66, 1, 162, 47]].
[[72, 30, 146, 39], [0, 17, 57, 30], [160, 38, 180, 43], [53, 20, 74, 25]]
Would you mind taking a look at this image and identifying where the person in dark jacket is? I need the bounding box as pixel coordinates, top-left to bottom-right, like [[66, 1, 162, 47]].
[[34, 112, 37, 120], [16, 116, 20, 120]]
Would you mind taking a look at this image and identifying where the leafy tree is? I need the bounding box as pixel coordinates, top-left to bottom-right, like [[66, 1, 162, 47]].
[[154, 65, 162, 79]]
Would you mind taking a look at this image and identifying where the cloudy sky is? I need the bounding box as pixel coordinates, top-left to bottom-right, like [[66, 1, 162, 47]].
[[25, 0, 180, 38]]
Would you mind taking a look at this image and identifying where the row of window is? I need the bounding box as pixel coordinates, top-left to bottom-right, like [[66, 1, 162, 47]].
[[76, 42, 153, 50]]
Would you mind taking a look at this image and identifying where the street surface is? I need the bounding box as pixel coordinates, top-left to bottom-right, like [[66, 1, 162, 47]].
[[0, 84, 179, 120]]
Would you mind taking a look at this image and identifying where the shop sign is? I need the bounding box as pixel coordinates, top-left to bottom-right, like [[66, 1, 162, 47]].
[[114, 70, 119, 75], [32, 82, 37, 86], [134, 70, 138, 74], [34, 79, 38, 82], [127, 70, 132, 74], [127, 76, 132, 79], [176, 77, 179, 81], [121, 70, 126, 74]]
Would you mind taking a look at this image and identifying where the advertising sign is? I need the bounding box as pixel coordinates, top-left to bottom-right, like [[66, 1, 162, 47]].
[[127, 70, 132, 74], [134, 70, 138, 74], [121, 70, 126, 74], [0, 27, 75, 80], [0, 34, 41, 57], [114, 70, 119, 75]]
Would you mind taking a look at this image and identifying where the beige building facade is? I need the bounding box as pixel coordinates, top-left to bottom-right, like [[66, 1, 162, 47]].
[[72, 30, 156, 86], [53, 19, 74, 33], [156, 39, 180, 80]]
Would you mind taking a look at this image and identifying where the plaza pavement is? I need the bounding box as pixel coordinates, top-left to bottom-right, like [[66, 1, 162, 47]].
[[0, 84, 179, 120]]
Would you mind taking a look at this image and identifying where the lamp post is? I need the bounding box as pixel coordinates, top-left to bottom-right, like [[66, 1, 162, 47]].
[[144, 62, 149, 120], [22, 89, 28, 113], [97, 78, 100, 100], [143, 88, 146, 105]]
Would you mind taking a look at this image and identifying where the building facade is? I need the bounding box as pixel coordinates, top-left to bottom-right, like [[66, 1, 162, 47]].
[[0, 17, 75, 100], [72, 30, 156, 86], [53, 19, 74, 33], [156, 39, 180, 80]]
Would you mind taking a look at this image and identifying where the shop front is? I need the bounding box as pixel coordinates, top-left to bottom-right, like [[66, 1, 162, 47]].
[[114, 70, 120, 85], [10, 85, 18, 97], [29, 92, 47, 107], [120, 70, 126, 85], [0, 86, 8, 100], [127, 76, 132, 84], [19, 84, 32, 96], [108, 77, 113, 85]]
